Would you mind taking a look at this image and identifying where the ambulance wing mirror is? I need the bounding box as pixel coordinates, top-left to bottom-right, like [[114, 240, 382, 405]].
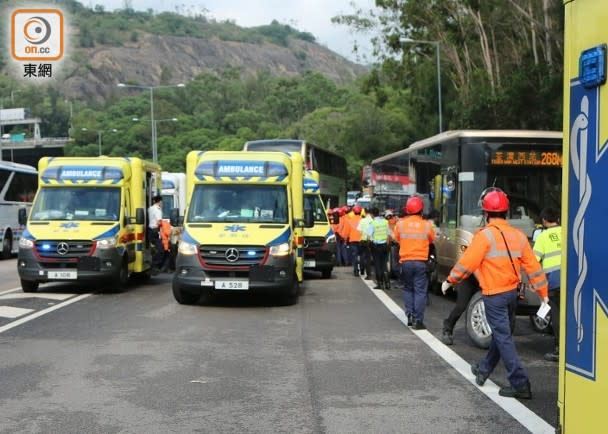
[[135, 208, 145, 225], [18, 208, 27, 225], [303, 209, 314, 228], [170, 208, 179, 227]]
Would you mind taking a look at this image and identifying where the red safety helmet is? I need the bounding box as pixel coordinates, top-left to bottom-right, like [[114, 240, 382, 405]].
[[338, 207, 346, 216], [481, 188, 509, 212], [352, 205, 362, 215], [404, 196, 424, 215]]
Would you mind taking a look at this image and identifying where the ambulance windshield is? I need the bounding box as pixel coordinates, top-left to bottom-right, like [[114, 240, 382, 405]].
[[30, 187, 121, 221], [187, 185, 288, 223]]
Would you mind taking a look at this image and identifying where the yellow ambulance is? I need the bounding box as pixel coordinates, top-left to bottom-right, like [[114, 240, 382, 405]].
[[17, 157, 161, 292], [560, 1, 608, 431], [303, 170, 335, 279], [171, 151, 313, 305]]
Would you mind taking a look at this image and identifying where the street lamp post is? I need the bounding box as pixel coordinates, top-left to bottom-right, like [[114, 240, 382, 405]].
[[82, 128, 118, 156], [132, 117, 178, 162], [400, 38, 443, 133], [117, 83, 185, 163]]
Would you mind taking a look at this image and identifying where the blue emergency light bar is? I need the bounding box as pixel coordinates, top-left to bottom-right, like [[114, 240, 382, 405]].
[[195, 160, 288, 178], [42, 166, 124, 181], [580, 44, 607, 88], [303, 179, 319, 191]]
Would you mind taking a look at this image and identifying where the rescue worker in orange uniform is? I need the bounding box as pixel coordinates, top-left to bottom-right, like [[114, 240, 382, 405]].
[[337, 206, 351, 266], [392, 196, 435, 329], [441, 188, 549, 399], [344, 205, 365, 276], [159, 219, 173, 273]]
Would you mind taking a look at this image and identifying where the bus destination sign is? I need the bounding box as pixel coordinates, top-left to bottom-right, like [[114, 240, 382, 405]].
[[490, 150, 562, 166]]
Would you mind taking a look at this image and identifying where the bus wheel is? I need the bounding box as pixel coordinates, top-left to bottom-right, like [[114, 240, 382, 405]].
[[465, 291, 492, 349], [21, 279, 39, 293], [1, 231, 12, 259], [529, 312, 552, 334]]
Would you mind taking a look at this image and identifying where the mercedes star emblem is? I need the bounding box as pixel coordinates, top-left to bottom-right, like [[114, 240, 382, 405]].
[[225, 248, 239, 262], [56, 242, 69, 255]]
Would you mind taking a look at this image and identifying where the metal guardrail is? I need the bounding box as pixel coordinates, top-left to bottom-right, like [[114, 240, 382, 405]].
[[0, 137, 72, 149]]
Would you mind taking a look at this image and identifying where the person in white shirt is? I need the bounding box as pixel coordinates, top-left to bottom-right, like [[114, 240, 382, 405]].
[[357, 209, 373, 279], [148, 195, 164, 271]]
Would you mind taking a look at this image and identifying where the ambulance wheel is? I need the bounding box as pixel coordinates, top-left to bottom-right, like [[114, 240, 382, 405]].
[[172, 279, 199, 305], [21, 279, 39, 293], [321, 268, 332, 279], [465, 291, 492, 349], [114, 258, 130, 292], [1, 231, 12, 259], [279, 275, 298, 306]]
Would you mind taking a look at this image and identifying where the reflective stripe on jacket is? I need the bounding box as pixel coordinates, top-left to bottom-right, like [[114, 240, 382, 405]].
[[447, 218, 548, 297], [392, 215, 435, 262], [533, 225, 561, 290]]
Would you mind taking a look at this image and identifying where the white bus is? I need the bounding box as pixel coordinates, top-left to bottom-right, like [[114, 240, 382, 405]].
[[0, 161, 37, 258], [372, 129, 562, 347]]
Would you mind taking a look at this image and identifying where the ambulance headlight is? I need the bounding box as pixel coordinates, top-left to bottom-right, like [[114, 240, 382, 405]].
[[19, 238, 34, 249], [178, 240, 198, 255], [96, 236, 118, 249], [269, 242, 290, 256]]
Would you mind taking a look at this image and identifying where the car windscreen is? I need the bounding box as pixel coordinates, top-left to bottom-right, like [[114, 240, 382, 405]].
[[30, 187, 120, 221], [187, 184, 288, 223]]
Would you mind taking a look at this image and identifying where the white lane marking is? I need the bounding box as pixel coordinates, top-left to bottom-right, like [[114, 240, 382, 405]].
[[0, 287, 22, 296], [0, 306, 34, 318], [0, 292, 74, 301], [0, 293, 92, 334], [363, 277, 554, 434]]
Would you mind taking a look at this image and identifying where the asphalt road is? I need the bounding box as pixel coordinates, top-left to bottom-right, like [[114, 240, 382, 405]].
[[0, 258, 557, 433]]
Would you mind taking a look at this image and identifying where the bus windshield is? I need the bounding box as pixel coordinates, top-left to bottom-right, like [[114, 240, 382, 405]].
[[30, 187, 121, 221], [187, 185, 288, 224]]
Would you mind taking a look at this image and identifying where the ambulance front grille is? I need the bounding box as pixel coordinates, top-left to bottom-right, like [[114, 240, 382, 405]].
[[199, 245, 266, 266], [34, 240, 94, 259]]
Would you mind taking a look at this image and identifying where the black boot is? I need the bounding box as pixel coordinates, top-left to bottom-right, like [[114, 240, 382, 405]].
[[544, 347, 559, 362], [383, 272, 391, 290], [499, 381, 532, 399], [441, 329, 454, 345]]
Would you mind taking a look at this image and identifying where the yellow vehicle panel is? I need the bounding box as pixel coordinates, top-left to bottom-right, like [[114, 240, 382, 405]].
[[561, 1, 608, 431]]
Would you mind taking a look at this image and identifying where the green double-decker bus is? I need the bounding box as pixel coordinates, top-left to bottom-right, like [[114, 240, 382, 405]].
[[243, 139, 347, 208]]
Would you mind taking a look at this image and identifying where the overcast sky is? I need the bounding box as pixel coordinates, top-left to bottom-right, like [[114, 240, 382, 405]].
[[89, 0, 377, 62]]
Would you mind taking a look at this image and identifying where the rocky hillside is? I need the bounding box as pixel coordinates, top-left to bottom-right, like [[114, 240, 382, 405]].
[[60, 31, 367, 102]]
